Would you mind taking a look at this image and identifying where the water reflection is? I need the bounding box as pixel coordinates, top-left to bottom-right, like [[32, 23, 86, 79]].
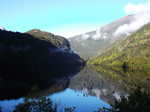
[[0, 80, 69, 112], [69, 67, 126, 104], [91, 65, 150, 92], [0, 89, 111, 112], [50, 88, 110, 112], [0, 98, 24, 112], [0, 66, 131, 112]]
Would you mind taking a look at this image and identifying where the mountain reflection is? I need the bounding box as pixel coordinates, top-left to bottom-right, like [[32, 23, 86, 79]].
[[69, 67, 126, 104]]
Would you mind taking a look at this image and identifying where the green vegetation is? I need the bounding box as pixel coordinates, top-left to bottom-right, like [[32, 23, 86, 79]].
[[89, 23, 150, 71], [13, 97, 57, 112], [13, 97, 76, 112], [98, 88, 150, 112], [110, 88, 150, 112]]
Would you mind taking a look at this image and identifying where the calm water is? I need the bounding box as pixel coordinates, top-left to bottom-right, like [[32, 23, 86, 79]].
[[0, 89, 110, 112], [0, 67, 127, 112]]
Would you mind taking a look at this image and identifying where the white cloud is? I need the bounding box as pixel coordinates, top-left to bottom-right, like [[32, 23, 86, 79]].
[[81, 34, 90, 40], [124, 2, 150, 14], [114, 24, 130, 36], [92, 28, 102, 40], [45, 24, 101, 38], [114, 1, 150, 36], [45, 1, 150, 39]]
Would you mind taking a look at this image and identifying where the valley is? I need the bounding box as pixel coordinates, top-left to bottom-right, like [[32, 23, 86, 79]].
[[0, 11, 150, 112]]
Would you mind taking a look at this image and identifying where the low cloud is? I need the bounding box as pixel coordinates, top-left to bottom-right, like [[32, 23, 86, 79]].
[[92, 28, 102, 40], [46, 24, 101, 38], [114, 1, 150, 36], [81, 34, 90, 40], [124, 1, 150, 15]]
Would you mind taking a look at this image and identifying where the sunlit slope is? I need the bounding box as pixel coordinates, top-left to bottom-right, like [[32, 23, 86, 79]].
[[89, 23, 150, 71]]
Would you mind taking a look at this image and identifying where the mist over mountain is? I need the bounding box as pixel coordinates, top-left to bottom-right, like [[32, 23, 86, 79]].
[[69, 12, 150, 59]]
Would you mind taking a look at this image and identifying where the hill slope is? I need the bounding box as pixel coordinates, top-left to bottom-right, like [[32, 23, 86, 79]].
[[27, 29, 71, 50], [0, 29, 83, 90], [89, 23, 150, 71], [69, 15, 136, 59]]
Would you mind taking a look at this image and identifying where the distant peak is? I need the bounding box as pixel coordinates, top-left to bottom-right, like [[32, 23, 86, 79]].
[[27, 29, 53, 34], [27, 29, 42, 32]]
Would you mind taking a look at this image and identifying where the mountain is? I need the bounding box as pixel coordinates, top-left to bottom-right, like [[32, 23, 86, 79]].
[[0, 29, 83, 90], [27, 29, 71, 50], [88, 23, 150, 71], [69, 14, 147, 59]]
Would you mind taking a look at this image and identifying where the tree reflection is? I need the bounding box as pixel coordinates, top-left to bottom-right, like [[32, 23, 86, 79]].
[[13, 97, 56, 112]]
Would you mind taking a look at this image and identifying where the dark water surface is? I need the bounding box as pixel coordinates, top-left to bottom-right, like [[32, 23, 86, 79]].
[[0, 67, 129, 112]]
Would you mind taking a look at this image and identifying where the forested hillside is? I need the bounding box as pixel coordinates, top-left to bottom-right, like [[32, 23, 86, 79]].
[[89, 23, 150, 71]]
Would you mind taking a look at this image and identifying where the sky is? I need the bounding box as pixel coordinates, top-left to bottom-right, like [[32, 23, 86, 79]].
[[0, 0, 149, 38]]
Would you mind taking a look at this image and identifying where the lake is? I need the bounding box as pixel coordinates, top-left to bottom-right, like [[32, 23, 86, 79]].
[[0, 67, 130, 112]]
